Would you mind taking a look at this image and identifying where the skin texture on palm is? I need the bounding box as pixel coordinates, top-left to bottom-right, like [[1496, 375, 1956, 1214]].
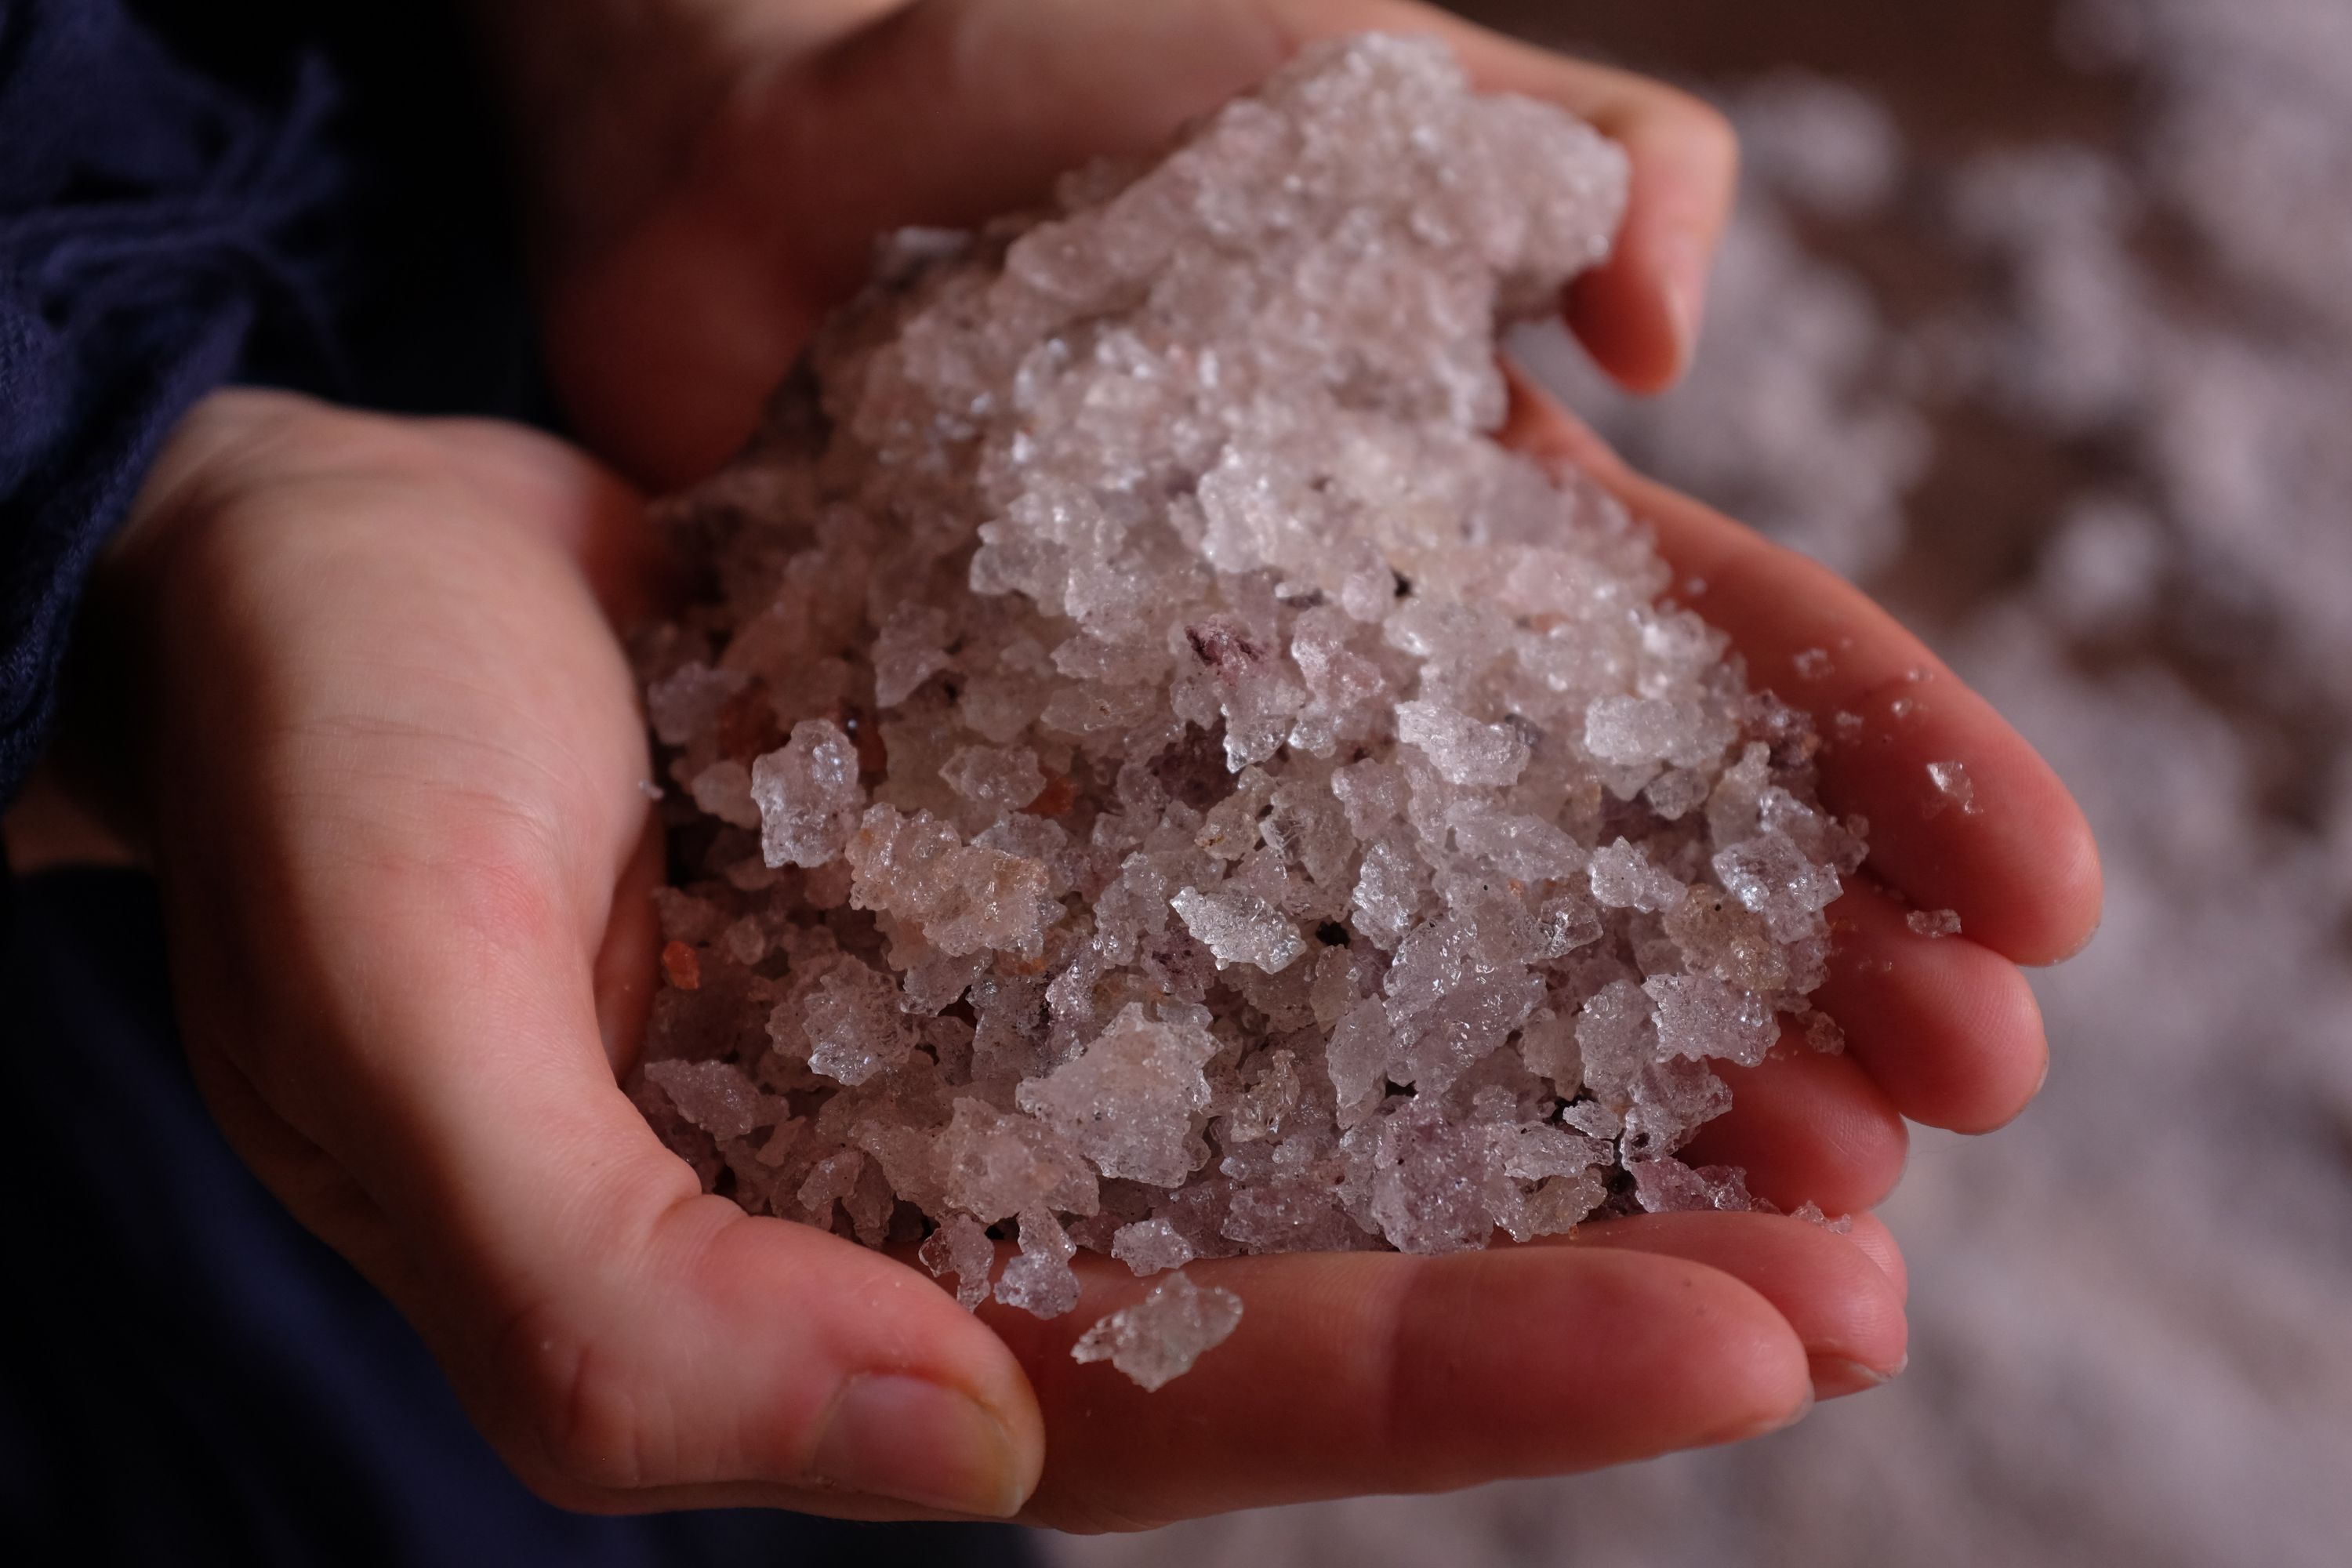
[[72, 377, 2091, 1529]]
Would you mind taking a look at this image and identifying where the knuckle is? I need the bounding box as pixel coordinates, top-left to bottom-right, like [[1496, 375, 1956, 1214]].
[[501, 1298, 677, 1499]]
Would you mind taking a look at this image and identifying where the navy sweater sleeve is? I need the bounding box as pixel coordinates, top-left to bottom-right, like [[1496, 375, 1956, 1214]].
[[0, 0, 344, 809]]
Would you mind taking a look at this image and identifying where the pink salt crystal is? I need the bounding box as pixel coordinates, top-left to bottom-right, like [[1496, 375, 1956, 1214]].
[[642, 1059, 767, 1140], [1926, 759, 1982, 817], [1395, 700, 1530, 787], [1588, 837, 1684, 913], [1110, 1217, 1198, 1276], [995, 1209, 1081, 1318], [938, 1099, 1100, 1222], [797, 1150, 863, 1225], [1171, 884, 1307, 974], [750, 720, 865, 868], [1789, 1199, 1857, 1234], [1016, 1005, 1218, 1186], [942, 744, 1049, 818], [1071, 1270, 1243, 1390], [1908, 907, 1964, 938], [799, 961, 913, 1085], [920, 1213, 997, 1311], [1644, 974, 1780, 1067]]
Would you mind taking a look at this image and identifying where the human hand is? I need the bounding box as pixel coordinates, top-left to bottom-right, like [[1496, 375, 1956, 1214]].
[[71, 379, 2095, 1531], [479, 0, 1745, 488]]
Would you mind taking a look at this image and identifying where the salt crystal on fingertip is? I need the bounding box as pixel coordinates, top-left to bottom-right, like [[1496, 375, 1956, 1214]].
[[1926, 759, 1981, 816], [1908, 907, 1963, 938], [1072, 1270, 1244, 1390]]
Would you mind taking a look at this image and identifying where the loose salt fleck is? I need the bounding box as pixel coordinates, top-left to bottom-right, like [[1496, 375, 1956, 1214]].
[[1926, 759, 1982, 816], [1171, 885, 1308, 973], [1071, 1270, 1243, 1390], [1111, 1218, 1197, 1276], [750, 720, 864, 868], [920, 1213, 997, 1311], [995, 1208, 1081, 1318], [1908, 907, 1964, 938], [1792, 648, 1833, 679]]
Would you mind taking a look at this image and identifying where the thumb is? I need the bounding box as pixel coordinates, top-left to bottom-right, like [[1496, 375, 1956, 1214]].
[[191, 808, 1046, 1518]]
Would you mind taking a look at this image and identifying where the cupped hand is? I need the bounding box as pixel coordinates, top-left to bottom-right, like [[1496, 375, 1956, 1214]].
[[72, 379, 2096, 1532], [491, 0, 1743, 488]]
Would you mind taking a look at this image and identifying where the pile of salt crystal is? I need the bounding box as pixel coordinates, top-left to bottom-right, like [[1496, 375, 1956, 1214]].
[[627, 34, 1864, 1391]]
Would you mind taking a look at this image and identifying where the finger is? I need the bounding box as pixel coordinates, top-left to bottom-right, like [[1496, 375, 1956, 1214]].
[[1677, 1032, 1910, 1215], [1838, 1210, 1908, 1301], [1562, 1210, 1907, 1398], [1499, 374, 2104, 964], [984, 1243, 1808, 1531], [1818, 879, 2050, 1133]]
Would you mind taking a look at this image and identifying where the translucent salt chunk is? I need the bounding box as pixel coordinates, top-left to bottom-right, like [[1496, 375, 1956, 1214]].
[[750, 720, 865, 868], [1588, 837, 1683, 912], [1016, 1004, 1219, 1185], [920, 1213, 997, 1310], [1907, 907, 1963, 938], [938, 1099, 1100, 1221], [1171, 884, 1307, 973], [995, 1208, 1081, 1318], [942, 744, 1050, 816], [800, 961, 913, 1085], [642, 1060, 771, 1141], [1071, 1270, 1243, 1390], [1644, 974, 1780, 1067], [1110, 1217, 1198, 1276], [1396, 700, 1529, 787], [1926, 759, 1982, 816], [1711, 831, 1842, 941], [1584, 695, 1715, 768]]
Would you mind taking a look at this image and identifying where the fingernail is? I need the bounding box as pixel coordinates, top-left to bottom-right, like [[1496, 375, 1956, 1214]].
[[1708, 1384, 1813, 1446], [1658, 234, 1708, 369], [1809, 1353, 1898, 1399], [811, 1374, 1026, 1517]]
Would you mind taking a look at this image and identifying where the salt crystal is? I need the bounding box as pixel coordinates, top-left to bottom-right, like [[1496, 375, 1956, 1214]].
[[1926, 759, 1982, 816], [1110, 1218, 1198, 1276], [1171, 884, 1308, 973], [920, 1212, 997, 1310], [1908, 907, 1964, 938], [1792, 648, 1834, 679], [1071, 1270, 1243, 1390], [1015, 1005, 1218, 1185], [750, 720, 864, 868], [995, 1208, 1081, 1318], [1396, 700, 1530, 788], [643, 1059, 770, 1140], [1589, 837, 1684, 912]]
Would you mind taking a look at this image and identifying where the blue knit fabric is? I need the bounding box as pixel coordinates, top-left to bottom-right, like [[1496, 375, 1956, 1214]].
[[0, 0, 342, 808]]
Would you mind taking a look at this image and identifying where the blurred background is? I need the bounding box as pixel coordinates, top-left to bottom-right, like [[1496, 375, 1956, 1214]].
[[1057, 1, 2352, 1564]]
